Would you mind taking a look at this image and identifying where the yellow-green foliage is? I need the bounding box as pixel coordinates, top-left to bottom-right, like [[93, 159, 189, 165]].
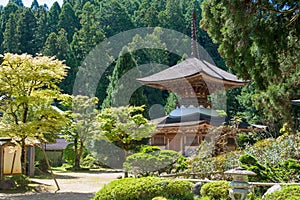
[[264, 186, 300, 200], [93, 177, 194, 200], [200, 181, 230, 200], [152, 197, 169, 200]]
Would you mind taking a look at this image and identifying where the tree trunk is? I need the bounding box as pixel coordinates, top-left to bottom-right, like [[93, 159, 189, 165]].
[[124, 150, 128, 178], [78, 140, 84, 165], [74, 138, 81, 170], [21, 138, 26, 175]]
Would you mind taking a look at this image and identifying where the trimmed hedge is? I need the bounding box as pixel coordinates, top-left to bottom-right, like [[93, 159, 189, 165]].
[[200, 181, 230, 200], [92, 177, 194, 200], [264, 186, 300, 200]]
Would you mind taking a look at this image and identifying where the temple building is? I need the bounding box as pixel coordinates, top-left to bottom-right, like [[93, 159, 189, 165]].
[[137, 11, 248, 156]]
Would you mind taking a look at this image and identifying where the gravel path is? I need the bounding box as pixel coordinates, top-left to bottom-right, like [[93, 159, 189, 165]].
[[0, 171, 123, 200]]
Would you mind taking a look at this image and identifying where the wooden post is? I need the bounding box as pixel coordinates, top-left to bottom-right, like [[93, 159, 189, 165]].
[[41, 144, 60, 192], [10, 149, 17, 175], [28, 147, 35, 177], [181, 134, 185, 155], [0, 146, 3, 180]]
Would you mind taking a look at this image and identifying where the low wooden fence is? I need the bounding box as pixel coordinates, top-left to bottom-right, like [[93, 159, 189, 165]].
[[160, 173, 300, 187]]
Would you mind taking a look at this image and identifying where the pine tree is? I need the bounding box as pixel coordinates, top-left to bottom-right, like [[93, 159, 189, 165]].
[[34, 5, 49, 53], [42, 32, 58, 56], [48, 1, 61, 34], [3, 13, 20, 53], [9, 0, 24, 7], [16, 8, 38, 54], [133, 0, 165, 27], [70, 1, 105, 63], [159, 0, 186, 33], [102, 46, 146, 109], [42, 29, 69, 60], [127, 27, 170, 110], [30, 0, 39, 10], [1, 2, 18, 32], [98, 0, 135, 37], [42, 28, 72, 93], [58, 2, 80, 43], [56, 29, 69, 61]]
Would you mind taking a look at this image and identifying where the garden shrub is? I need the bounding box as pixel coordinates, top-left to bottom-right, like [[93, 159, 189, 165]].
[[187, 133, 300, 181], [200, 181, 230, 200], [10, 174, 31, 190], [123, 146, 187, 176], [142, 146, 161, 153], [237, 131, 270, 149], [243, 133, 300, 166], [92, 177, 194, 200], [264, 186, 300, 200], [240, 154, 300, 182], [186, 149, 241, 180]]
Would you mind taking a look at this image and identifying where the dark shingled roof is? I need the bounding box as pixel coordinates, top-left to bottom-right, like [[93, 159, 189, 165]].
[[137, 57, 245, 84], [44, 138, 70, 150]]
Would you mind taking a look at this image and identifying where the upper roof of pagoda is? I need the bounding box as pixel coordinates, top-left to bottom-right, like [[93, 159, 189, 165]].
[[137, 57, 247, 90]]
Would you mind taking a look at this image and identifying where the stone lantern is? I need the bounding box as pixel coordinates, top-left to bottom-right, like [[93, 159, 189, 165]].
[[224, 167, 256, 200]]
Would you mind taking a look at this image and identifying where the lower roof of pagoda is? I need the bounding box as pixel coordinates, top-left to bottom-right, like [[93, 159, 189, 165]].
[[153, 106, 225, 130], [137, 57, 247, 92]]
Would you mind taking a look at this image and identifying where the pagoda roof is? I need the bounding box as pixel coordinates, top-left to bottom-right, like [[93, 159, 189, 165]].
[[137, 57, 246, 89], [152, 107, 225, 129]]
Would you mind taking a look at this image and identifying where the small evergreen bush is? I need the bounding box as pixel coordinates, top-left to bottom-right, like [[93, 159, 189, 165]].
[[92, 177, 194, 200], [124, 146, 187, 176], [200, 181, 230, 200], [264, 186, 300, 200]]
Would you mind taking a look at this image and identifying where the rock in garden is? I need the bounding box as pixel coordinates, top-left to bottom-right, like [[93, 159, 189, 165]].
[[192, 182, 202, 196], [0, 179, 16, 190], [262, 184, 281, 198]]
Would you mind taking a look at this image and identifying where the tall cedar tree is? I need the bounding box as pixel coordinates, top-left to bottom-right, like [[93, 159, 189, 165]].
[[97, 0, 135, 37], [158, 0, 186, 34], [102, 46, 147, 109], [127, 27, 170, 110], [33, 5, 49, 53], [70, 1, 105, 63], [58, 2, 80, 43], [9, 0, 24, 7], [3, 12, 19, 53], [47, 2, 61, 34], [17, 8, 38, 54], [42, 32, 58, 56]]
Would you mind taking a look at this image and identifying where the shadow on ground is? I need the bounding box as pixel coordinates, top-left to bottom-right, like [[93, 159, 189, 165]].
[[0, 192, 95, 200]]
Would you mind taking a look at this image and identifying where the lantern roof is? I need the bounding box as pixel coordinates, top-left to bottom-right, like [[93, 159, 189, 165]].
[[225, 167, 257, 176]]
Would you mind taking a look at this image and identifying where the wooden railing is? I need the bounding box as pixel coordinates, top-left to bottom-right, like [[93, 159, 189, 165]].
[[160, 173, 300, 187]]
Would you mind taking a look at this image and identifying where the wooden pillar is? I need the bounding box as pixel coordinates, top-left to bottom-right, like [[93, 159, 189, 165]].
[[182, 134, 186, 156], [166, 138, 170, 150], [27, 147, 35, 177], [0, 146, 3, 180]]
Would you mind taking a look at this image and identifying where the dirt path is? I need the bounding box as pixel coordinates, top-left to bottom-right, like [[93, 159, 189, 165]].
[[0, 171, 123, 200]]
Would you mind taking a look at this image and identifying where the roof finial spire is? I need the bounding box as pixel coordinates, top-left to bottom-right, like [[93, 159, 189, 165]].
[[191, 10, 199, 59]]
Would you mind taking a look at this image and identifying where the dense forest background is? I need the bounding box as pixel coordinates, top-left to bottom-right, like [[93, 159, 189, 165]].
[[0, 0, 227, 110], [0, 0, 298, 133]]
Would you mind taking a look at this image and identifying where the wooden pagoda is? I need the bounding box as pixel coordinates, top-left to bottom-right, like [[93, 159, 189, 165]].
[[137, 11, 248, 155]]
